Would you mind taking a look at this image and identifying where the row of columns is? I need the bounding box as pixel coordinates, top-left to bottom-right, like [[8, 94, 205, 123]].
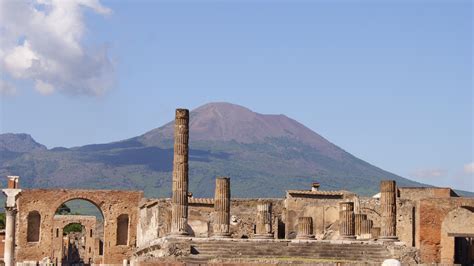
[[293, 180, 398, 241], [168, 109, 397, 241], [168, 109, 275, 239]]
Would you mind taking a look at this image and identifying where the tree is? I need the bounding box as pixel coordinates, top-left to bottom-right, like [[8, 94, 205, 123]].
[[0, 213, 5, 229]]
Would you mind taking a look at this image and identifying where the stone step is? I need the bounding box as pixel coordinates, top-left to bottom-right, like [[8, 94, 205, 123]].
[[191, 250, 389, 257], [192, 246, 388, 253]]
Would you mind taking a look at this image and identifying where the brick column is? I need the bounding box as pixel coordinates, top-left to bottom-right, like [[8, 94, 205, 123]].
[[296, 217, 315, 239], [170, 109, 190, 236], [213, 177, 231, 238], [339, 202, 356, 240], [380, 180, 398, 241], [254, 202, 273, 239]]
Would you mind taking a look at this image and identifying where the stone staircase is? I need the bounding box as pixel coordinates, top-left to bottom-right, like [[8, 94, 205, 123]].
[[180, 239, 393, 264]]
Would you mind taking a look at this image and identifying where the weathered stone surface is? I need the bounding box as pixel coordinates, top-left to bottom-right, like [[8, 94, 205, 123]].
[[296, 217, 314, 239], [170, 109, 190, 236], [418, 197, 474, 263], [254, 202, 273, 239], [15, 189, 142, 264], [213, 177, 231, 238], [338, 201, 355, 240], [51, 215, 97, 264], [380, 180, 397, 240]]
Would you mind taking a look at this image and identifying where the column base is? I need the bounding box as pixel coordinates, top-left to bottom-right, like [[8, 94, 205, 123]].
[[378, 236, 398, 242], [296, 234, 315, 240], [339, 235, 357, 240], [168, 231, 190, 237], [212, 233, 231, 238], [253, 233, 274, 239]]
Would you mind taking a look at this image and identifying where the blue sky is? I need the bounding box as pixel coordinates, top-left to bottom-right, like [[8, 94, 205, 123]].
[[0, 0, 472, 191]]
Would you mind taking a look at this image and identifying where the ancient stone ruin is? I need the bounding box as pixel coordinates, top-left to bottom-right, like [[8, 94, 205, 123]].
[[2, 108, 474, 265]]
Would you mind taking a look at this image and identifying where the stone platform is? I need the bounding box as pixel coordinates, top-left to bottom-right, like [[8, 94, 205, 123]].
[[133, 237, 410, 265]]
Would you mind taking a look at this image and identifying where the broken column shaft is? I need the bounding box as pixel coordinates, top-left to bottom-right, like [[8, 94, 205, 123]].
[[355, 213, 367, 236], [296, 217, 315, 239], [254, 202, 273, 239], [213, 177, 231, 238], [380, 180, 398, 241], [360, 219, 373, 239], [339, 201, 356, 240], [170, 109, 190, 236]]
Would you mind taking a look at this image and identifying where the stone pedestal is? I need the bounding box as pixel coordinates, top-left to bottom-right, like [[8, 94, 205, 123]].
[[296, 217, 315, 239], [170, 109, 190, 236], [339, 202, 356, 240], [380, 180, 398, 241], [254, 202, 273, 239], [213, 177, 231, 238]]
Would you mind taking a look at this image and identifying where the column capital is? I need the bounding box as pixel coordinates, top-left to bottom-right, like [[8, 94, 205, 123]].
[[2, 188, 21, 208]]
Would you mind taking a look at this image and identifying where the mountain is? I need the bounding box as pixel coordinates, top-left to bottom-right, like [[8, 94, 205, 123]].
[[0, 102, 454, 197]]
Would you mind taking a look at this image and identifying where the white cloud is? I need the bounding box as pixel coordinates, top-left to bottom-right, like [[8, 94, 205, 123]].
[[464, 162, 474, 174], [35, 79, 54, 95], [0, 0, 114, 96], [0, 79, 17, 96]]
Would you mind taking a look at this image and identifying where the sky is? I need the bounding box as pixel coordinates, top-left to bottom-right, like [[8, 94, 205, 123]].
[[0, 0, 472, 192]]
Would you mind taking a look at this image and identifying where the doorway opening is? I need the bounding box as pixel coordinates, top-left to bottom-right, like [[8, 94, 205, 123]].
[[54, 199, 104, 266], [454, 237, 474, 265]]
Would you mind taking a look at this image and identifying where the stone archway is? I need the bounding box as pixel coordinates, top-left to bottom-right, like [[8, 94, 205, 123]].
[[15, 189, 143, 264], [440, 206, 474, 264], [52, 214, 99, 265]]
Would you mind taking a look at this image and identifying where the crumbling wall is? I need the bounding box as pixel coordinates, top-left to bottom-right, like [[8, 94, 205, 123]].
[[51, 215, 97, 264], [418, 197, 474, 263], [398, 187, 455, 201], [16, 189, 143, 264], [284, 193, 357, 239], [137, 198, 284, 243]]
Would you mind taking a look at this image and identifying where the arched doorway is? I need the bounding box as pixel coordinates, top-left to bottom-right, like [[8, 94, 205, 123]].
[[440, 206, 474, 264], [16, 189, 142, 264], [53, 199, 104, 266]]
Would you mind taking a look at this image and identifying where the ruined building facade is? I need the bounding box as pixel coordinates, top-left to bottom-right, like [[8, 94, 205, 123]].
[[2, 109, 473, 265]]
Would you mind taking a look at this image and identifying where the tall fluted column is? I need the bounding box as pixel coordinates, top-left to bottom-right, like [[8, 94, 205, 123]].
[[380, 180, 398, 241], [213, 177, 231, 238], [339, 202, 356, 240], [354, 214, 367, 236], [170, 109, 190, 236], [296, 217, 315, 239], [254, 202, 273, 239]]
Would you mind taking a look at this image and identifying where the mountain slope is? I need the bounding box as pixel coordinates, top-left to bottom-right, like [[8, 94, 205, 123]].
[[0, 102, 436, 197]]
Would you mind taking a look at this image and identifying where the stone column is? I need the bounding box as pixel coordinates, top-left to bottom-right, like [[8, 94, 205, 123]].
[[380, 180, 398, 241], [354, 214, 367, 236], [360, 219, 373, 240], [254, 202, 273, 239], [213, 177, 231, 238], [296, 217, 315, 239], [339, 202, 356, 240], [2, 176, 22, 266], [170, 109, 190, 236], [4, 207, 16, 266]]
